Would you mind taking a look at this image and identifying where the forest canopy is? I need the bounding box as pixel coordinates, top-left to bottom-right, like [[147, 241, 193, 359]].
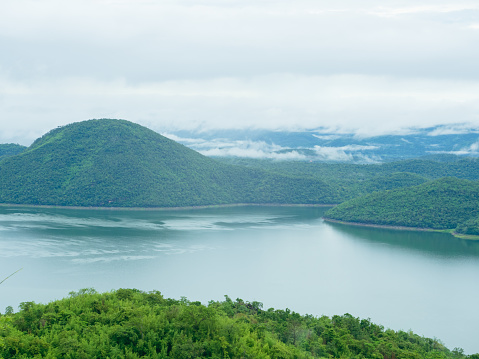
[[0, 288, 476, 359]]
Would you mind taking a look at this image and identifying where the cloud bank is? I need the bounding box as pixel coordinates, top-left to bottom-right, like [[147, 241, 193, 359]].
[[164, 133, 381, 162], [1, 0, 479, 144]]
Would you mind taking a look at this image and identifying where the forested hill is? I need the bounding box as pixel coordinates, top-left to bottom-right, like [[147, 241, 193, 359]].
[[323, 177, 479, 234], [0, 119, 340, 207], [1, 288, 476, 358], [218, 156, 479, 200]]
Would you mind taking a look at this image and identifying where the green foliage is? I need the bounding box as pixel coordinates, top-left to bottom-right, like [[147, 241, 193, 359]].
[[0, 144, 26, 162], [324, 177, 479, 230], [455, 216, 479, 236], [0, 289, 474, 358], [218, 157, 479, 201], [0, 119, 340, 207]]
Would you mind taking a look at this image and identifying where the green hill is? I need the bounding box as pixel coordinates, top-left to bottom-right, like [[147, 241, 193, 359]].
[[0, 119, 339, 207], [323, 177, 479, 231], [1, 288, 474, 358]]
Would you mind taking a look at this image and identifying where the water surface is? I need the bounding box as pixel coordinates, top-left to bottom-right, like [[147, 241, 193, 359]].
[[0, 206, 478, 353]]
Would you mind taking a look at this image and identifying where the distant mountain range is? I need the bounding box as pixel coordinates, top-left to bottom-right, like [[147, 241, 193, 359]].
[[4, 124, 479, 164], [167, 125, 479, 162]]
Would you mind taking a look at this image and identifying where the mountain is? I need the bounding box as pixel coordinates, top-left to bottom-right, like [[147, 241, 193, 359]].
[[323, 177, 479, 232], [0, 119, 339, 207]]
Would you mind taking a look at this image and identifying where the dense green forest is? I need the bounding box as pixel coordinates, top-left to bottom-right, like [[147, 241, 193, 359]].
[[0, 119, 341, 207], [218, 157, 479, 200], [0, 288, 476, 358], [219, 155, 479, 183], [323, 177, 479, 232], [0, 144, 25, 161]]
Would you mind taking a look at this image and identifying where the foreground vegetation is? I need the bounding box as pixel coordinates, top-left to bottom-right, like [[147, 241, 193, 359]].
[[0, 289, 476, 358]]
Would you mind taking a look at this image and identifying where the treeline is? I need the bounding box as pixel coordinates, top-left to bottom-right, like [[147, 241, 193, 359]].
[[219, 156, 479, 182], [0, 288, 475, 358], [218, 157, 479, 200]]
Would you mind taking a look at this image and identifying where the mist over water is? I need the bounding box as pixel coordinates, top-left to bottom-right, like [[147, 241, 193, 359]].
[[0, 206, 478, 353]]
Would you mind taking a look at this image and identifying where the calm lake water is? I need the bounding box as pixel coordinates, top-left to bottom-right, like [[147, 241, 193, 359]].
[[1, 205, 478, 353]]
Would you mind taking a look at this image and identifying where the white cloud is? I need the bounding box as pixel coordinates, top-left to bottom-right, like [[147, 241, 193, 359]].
[[430, 141, 479, 155], [2, 73, 479, 144], [312, 134, 343, 140], [427, 124, 479, 136], [164, 132, 382, 161], [199, 147, 307, 160], [369, 4, 479, 18], [468, 142, 479, 152], [164, 134, 308, 160], [313, 145, 379, 162]]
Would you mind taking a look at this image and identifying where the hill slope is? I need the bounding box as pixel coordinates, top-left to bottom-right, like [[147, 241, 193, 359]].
[[323, 177, 479, 231], [0, 119, 339, 207]]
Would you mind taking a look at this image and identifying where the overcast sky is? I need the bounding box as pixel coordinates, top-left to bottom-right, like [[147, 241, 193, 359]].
[[1, 0, 479, 145]]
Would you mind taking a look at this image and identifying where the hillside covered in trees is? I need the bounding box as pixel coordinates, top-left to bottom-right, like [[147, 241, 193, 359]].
[[0, 288, 476, 358], [219, 157, 479, 200], [323, 177, 479, 234], [0, 144, 25, 161], [0, 119, 341, 207]]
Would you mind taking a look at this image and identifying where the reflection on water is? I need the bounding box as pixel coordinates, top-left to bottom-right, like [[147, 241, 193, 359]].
[[326, 221, 479, 259], [0, 205, 479, 354]]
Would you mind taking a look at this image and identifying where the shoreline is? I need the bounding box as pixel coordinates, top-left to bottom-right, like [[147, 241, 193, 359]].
[[323, 218, 479, 240], [322, 218, 436, 232], [0, 202, 336, 212]]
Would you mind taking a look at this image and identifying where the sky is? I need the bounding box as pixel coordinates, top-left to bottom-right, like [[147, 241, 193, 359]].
[[1, 0, 479, 145]]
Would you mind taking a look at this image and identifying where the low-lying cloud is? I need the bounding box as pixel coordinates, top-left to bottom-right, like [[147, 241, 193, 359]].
[[2, 74, 479, 145], [165, 133, 380, 162], [313, 145, 380, 162]]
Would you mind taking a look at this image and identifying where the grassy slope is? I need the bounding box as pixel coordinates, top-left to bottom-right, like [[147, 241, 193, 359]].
[[0, 119, 339, 207]]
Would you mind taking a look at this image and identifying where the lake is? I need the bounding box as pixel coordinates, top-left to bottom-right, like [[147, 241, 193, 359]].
[[0, 205, 478, 354]]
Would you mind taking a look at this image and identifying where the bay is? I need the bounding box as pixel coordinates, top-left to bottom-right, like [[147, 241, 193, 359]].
[[0, 205, 478, 353]]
